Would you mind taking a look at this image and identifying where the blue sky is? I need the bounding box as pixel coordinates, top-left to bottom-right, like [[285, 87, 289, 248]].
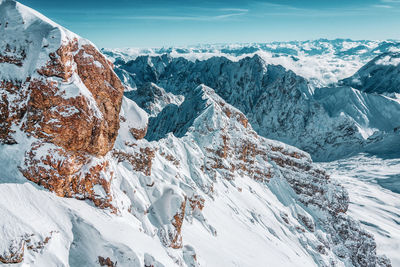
[[19, 0, 400, 48]]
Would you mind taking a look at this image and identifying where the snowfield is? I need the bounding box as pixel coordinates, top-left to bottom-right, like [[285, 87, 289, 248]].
[[321, 154, 400, 267]]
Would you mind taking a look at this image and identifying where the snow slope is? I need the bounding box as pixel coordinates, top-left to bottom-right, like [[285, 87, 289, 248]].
[[321, 154, 400, 266]]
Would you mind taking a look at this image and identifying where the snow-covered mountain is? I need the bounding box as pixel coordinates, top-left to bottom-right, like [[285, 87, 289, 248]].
[[341, 52, 400, 95], [103, 39, 400, 87], [0, 1, 392, 266], [321, 154, 400, 267], [107, 53, 400, 161]]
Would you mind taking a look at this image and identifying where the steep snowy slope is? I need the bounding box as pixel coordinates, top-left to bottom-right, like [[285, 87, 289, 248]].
[[321, 154, 400, 266], [341, 52, 400, 95], [114, 83, 391, 266], [0, 1, 391, 266]]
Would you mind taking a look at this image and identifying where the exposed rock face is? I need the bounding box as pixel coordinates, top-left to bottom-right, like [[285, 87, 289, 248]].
[[0, 0, 128, 209], [20, 142, 115, 210], [24, 39, 124, 156], [125, 82, 184, 117]]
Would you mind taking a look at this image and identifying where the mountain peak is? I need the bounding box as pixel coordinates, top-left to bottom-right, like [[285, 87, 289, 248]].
[[0, 0, 132, 211]]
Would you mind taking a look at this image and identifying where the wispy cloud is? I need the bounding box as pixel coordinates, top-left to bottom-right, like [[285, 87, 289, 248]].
[[115, 12, 247, 21], [247, 0, 400, 18], [381, 0, 400, 3], [219, 8, 249, 12], [43, 5, 249, 22], [372, 4, 392, 8]]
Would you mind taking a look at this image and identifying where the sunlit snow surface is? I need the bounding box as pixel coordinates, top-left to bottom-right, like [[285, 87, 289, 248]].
[[104, 40, 400, 265], [321, 154, 400, 266]]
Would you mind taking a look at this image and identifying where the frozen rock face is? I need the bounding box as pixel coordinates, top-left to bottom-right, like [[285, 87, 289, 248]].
[[125, 82, 184, 117], [341, 52, 400, 94], [0, 0, 127, 210]]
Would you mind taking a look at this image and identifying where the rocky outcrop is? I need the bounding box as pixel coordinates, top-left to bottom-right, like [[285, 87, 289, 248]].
[[113, 146, 155, 176], [0, 0, 132, 210], [23, 39, 124, 156], [0, 240, 24, 264], [0, 232, 54, 264], [20, 142, 116, 211], [98, 256, 116, 267]]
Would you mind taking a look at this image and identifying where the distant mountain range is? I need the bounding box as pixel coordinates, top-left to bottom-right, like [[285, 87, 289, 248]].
[[103, 39, 400, 87], [105, 44, 400, 161]]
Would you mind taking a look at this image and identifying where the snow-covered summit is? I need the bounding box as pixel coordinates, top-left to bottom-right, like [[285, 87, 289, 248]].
[[111, 53, 400, 161], [341, 52, 400, 94], [103, 39, 400, 87]]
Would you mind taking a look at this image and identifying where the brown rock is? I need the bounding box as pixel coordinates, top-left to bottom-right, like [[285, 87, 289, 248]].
[[129, 125, 148, 140], [170, 199, 186, 249], [25, 39, 124, 156], [113, 147, 155, 176], [98, 256, 116, 267], [20, 142, 116, 211], [0, 36, 126, 210], [189, 195, 205, 211]]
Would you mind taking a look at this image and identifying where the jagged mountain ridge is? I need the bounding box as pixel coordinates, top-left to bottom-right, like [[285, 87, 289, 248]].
[[110, 54, 400, 161], [341, 51, 400, 94], [104, 39, 400, 57], [0, 1, 392, 266], [103, 39, 400, 87]]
